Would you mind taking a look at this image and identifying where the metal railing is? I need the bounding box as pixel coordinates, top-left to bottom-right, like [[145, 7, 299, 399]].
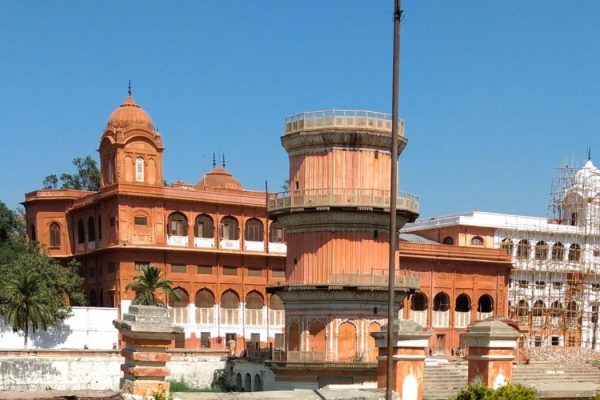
[[284, 110, 403, 135], [268, 188, 419, 214], [327, 273, 419, 288]]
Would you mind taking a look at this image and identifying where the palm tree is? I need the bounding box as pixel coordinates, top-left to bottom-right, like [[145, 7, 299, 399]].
[[125, 266, 178, 306], [2, 274, 53, 348]]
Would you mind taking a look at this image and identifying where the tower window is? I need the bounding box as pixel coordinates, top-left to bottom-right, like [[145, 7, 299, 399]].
[[49, 223, 61, 247], [135, 158, 144, 182]]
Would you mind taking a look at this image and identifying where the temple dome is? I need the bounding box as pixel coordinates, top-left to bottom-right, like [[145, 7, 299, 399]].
[[570, 159, 600, 198], [107, 95, 154, 130], [196, 167, 243, 190]]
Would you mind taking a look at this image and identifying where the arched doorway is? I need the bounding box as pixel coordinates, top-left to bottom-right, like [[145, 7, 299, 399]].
[[288, 322, 300, 351], [308, 321, 326, 354], [337, 321, 357, 361], [367, 322, 381, 362]]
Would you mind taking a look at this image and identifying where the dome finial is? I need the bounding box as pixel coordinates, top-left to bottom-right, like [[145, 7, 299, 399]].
[[212, 153, 216, 168], [222, 154, 226, 168], [128, 80, 132, 97], [588, 147, 592, 161]]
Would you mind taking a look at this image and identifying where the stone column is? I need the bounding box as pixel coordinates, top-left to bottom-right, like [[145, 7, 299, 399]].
[[113, 305, 183, 397], [460, 319, 519, 389], [371, 320, 431, 400]]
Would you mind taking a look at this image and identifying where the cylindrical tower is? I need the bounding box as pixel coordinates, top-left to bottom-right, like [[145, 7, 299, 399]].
[[269, 110, 419, 285], [267, 110, 420, 364]]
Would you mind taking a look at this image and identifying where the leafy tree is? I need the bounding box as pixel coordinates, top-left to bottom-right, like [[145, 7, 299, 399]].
[[42, 174, 58, 189], [0, 202, 24, 243], [0, 201, 85, 346], [125, 266, 178, 306], [1, 274, 53, 347], [43, 156, 100, 191]]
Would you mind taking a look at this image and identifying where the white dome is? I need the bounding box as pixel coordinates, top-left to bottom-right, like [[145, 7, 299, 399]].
[[571, 160, 600, 198]]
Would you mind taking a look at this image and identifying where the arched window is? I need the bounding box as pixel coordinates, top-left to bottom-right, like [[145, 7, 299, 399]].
[[471, 236, 484, 246], [98, 289, 104, 307], [409, 292, 427, 327], [245, 219, 264, 242], [89, 289, 97, 307], [87, 217, 96, 242], [195, 289, 215, 325], [432, 292, 450, 328], [269, 294, 284, 326], [135, 157, 144, 182], [168, 287, 189, 325], [245, 291, 264, 325], [220, 216, 239, 240], [443, 236, 454, 245], [221, 290, 240, 325], [288, 322, 300, 351], [568, 244, 581, 261], [49, 223, 61, 247], [455, 293, 471, 328], [168, 212, 188, 236], [566, 300, 578, 328], [77, 219, 85, 244], [516, 299, 529, 325], [30, 224, 36, 241], [552, 242, 565, 260], [194, 214, 214, 238], [477, 294, 494, 320], [535, 241, 548, 260], [269, 221, 285, 243], [517, 239, 530, 259], [550, 301, 562, 327], [532, 300, 545, 327], [501, 238, 513, 255]]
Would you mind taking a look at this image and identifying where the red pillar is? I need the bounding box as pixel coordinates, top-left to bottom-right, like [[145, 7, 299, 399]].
[[372, 320, 431, 400], [460, 319, 519, 389], [114, 305, 183, 397]]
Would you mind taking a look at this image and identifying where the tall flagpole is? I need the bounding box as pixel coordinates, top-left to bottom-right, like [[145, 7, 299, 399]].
[[386, 0, 402, 399]]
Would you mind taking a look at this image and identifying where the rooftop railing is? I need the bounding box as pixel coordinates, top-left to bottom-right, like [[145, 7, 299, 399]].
[[267, 188, 419, 214], [328, 273, 420, 288], [284, 110, 404, 135]]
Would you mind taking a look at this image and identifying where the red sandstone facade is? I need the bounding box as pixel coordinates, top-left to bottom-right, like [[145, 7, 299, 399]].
[[398, 240, 511, 356], [24, 93, 286, 352]]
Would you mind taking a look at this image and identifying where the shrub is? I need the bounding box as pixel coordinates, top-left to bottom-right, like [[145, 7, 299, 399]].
[[455, 383, 538, 400], [455, 383, 495, 400], [495, 384, 538, 400]]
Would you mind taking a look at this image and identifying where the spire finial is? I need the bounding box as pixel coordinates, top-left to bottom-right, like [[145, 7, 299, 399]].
[[128, 80, 132, 96], [588, 147, 592, 161], [222, 154, 226, 168], [212, 153, 216, 168]]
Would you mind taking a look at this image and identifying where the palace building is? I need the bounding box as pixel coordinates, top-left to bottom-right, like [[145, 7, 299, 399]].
[[23, 92, 287, 352], [24, 91, 512, 361]]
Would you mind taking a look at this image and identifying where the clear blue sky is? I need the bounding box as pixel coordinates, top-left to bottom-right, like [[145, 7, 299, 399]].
[[1, 1, 599, 219]]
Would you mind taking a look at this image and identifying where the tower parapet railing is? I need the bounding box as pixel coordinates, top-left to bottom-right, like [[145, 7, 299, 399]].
[[284, 109, 404, 135], [268, 188, 419, 215], [282, 273, 419, 289]]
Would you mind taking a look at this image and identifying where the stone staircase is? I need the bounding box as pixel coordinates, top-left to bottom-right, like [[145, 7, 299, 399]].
[[423, 360, 600, 400]]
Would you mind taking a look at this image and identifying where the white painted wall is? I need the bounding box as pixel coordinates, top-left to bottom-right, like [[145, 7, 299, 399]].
[[0, 352, 226, 391], [0, 307, 118, 350]]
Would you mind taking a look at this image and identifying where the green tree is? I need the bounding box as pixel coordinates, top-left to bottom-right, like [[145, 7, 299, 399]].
[[1, 274, 53, 347], [125, 266, 178, 306], [43, 156, 100, 191], [0, 202, 24, 243]]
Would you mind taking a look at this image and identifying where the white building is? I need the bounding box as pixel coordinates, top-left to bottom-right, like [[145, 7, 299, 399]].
[[402, 159, 600, 350]]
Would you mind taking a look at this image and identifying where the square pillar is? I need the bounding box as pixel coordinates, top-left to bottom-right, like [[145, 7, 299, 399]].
[[460, 319, 519, 389], [371, 320, 431, 400], [113, 305, 183, 397]]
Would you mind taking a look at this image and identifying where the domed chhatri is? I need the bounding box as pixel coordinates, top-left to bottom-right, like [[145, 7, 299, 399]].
[[107, 94, 154, 130], [196, 167, 243, 190]]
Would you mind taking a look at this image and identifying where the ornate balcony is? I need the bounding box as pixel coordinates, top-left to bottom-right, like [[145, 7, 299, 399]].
[[268, 188, 419, 215]]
